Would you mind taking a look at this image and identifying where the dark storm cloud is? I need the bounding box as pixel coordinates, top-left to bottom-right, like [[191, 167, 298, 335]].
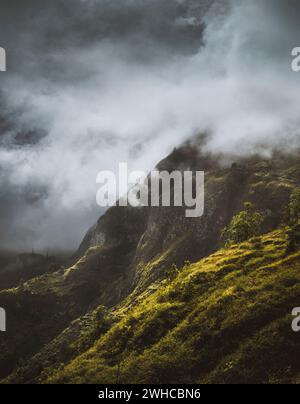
[[0, 0, 213, 251], [0, 0, 209, 73], [0, 0, 300, 251]]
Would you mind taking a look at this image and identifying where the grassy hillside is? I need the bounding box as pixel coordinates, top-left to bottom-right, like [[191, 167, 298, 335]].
[[2, 148, 300, 384], [11, 228, 298, 384]]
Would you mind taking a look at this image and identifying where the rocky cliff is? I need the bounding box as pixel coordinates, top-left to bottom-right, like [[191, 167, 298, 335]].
[[1, 144, 300, 383]]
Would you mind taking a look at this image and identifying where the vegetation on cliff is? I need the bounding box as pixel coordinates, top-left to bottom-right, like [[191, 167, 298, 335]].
[[1, 148, 300, 384], [3, 227, 299, 384], [41, 228, 299, 384]]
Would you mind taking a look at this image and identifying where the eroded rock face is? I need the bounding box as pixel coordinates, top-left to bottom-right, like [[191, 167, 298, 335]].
[[75, 145, 295, 294], [1, 144, 299, 382]]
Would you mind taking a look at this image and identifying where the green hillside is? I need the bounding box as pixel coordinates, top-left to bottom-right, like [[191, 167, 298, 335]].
[[2, 148, 300, 384], [18, 228, 300, 384]]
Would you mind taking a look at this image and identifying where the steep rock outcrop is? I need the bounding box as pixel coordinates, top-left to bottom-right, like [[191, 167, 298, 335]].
[[1, 144, 300, 382]]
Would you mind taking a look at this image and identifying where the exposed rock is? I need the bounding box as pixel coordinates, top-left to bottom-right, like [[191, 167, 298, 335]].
[[1, 144, 300, 382]]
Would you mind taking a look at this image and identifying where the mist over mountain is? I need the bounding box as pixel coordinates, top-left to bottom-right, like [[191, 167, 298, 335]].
[[1, 1, 300, 386], [2, 143, 300, 384], [0, 0, 300, 250]]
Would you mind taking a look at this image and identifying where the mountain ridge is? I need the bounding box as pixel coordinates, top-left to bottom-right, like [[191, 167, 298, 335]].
[[1, 143, 300, 383]]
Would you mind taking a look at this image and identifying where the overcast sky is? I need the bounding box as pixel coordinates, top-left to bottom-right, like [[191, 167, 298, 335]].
[[0, 0, 300, 252]]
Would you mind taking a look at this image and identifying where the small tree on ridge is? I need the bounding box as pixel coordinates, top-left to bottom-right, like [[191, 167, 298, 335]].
[[222, 202, 264, 245]]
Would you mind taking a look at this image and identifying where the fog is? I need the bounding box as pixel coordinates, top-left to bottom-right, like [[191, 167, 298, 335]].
[[0, 0, 299, 251]]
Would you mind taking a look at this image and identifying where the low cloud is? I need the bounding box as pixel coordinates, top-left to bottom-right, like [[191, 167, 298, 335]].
[[0, 0, 299, 251]]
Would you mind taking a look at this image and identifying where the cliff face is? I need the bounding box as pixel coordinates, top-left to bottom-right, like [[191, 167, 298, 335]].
[[74, 145, 295, 295], [1, 144, 300, 383]]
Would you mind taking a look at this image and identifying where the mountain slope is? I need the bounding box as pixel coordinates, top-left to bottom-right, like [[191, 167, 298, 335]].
[[12, 228, 300, 384], [1, 145, 300, 383], [0, 253, 61, 290]]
